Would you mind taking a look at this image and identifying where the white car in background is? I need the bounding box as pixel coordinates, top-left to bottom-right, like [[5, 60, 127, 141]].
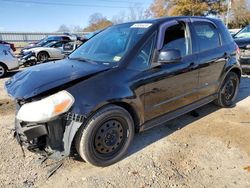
[[22, 40, 69, 62], [0, 44, 19, 78]]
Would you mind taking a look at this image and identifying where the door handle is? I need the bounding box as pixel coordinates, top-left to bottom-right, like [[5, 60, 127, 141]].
[[189, 62, 198, 69], [189, 62, 195, 67]]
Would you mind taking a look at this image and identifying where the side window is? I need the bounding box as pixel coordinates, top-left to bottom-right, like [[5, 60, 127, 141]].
[[54, 42, 63, 48], [129, 34, 155, 71], [162, 23, 190, 57], [193, 22, 220, 52]]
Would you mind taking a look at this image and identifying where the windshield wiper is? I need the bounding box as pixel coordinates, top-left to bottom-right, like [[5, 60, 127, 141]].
[[68, 57, 87, 61], [68, 57, 98, 64]]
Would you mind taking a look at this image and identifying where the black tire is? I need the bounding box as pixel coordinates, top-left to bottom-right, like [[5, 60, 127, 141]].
[[0, 63, 7, 78], [75, 105, 134, 167], [37, 51, 49, 62], [215, 72, 239, 107]]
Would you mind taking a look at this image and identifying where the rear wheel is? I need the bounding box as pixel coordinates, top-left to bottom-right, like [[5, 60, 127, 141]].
[[75, 105, 134, 166], [37, 52, 49, 62], [215, 72, 239, 107], [0, 64, 7, 78]]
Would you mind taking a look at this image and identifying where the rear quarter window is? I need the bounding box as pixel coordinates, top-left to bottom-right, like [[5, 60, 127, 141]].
[[216, 21, 234, 45]]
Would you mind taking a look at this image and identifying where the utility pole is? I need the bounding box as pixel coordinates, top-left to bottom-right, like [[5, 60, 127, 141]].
[[226, 0, 232, 28]]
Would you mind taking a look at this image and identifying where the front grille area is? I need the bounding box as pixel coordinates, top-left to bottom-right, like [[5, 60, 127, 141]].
[[64, 112, 86, 122], [15, 117, 67, 154]]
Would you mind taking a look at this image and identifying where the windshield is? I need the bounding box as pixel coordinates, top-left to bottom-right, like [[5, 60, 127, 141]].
[[234, 26, 250, 39], [84, 31, 99, 39], [37, 36, 59, 46], [69, 23, 152, 66]]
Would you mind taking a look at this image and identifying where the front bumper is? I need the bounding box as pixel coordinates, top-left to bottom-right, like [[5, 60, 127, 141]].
[[15, 112, 85, 159], [239, 49, 250, 72], [239, 57, 250, 72]]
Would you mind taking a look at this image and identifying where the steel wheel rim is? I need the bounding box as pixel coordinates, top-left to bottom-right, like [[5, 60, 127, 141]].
[[0, 65, 5, 77], [223, 79, 236, 101], [94, 119, 125, 156], [38, 53, 47, 61]]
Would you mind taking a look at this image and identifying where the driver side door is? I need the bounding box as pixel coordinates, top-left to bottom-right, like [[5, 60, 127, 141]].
[[143, 20, 199, 122], [50, 41, 65, 59]]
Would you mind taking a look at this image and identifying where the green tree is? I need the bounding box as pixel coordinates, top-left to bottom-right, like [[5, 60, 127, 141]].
[[148, 0, 170, 17], [229, 0, 250, 28], [149, 0, 227, 17]]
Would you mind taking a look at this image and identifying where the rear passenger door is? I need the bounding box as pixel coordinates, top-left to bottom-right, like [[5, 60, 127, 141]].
[[191, 19, 228, 99]]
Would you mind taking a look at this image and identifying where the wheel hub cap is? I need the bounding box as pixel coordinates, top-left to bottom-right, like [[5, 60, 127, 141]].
[[0, 66, 4, 76], [224, 80, 235, 100], [94, 120, 124, 154]]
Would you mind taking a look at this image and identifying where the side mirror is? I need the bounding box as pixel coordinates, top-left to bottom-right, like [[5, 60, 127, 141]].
[[158, 49, 182, 64]]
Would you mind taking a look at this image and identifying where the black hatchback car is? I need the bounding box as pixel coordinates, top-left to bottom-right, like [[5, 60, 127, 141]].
[[5, 17, 241, 167]]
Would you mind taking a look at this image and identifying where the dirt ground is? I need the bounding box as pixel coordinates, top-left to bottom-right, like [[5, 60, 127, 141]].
[[0, 72, 249, 188]]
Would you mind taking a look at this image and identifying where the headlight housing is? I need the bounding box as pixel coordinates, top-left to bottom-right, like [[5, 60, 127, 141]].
[[17, 90, 75, 123]]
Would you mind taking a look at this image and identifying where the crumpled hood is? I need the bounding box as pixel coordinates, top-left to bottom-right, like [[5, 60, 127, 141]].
[[5, 59, 109, 100]]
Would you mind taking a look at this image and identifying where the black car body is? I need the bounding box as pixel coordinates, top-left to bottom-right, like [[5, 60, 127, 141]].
[[5, 17, 241, 166], [233, 25, 250, 73]]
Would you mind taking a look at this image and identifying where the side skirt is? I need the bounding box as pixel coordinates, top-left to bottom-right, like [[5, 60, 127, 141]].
[[139, 94, 217, 132]]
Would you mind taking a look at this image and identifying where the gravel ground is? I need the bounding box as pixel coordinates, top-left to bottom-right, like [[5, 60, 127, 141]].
[[0, 72, 250, 188]]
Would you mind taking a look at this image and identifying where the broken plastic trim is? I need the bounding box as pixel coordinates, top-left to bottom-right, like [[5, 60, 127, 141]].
[[64, 112, 86, 123]]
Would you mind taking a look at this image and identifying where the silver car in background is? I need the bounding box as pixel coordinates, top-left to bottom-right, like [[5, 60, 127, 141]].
[[0, 44, 19, 78]]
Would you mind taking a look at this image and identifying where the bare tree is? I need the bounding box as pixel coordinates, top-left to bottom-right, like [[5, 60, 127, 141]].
[[148, 0, 170, 18], [127, 3, 150, 21], [57, 24, 70, 32], [112, 11, 126, 24], [70, 25, 83, 32], [83, 13, 113, 32], [111, 4, 150, 24]]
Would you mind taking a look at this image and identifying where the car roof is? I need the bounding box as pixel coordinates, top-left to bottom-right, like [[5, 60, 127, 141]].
[[116, 16, 220, 26]]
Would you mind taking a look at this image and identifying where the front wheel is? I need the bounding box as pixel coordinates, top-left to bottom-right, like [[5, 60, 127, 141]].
[[0, 64, 7, 78], [37, 52, 49, 62], [215, 72, 239, 107], [75, 105, 134, 166]]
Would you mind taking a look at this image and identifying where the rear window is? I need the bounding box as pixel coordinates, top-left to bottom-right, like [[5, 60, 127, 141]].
[[193, 22, 220, 52]]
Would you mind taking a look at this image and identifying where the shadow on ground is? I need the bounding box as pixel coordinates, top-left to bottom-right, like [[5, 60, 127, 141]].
[[71, 76, 250, 163], [126, 76, 250, 159]]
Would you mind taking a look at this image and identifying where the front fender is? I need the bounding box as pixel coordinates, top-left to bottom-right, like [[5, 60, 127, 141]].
[[66, 68, 144, 124]]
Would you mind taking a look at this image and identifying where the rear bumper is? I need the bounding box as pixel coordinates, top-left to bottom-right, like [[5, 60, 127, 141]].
[[239, 57, 250, 72]]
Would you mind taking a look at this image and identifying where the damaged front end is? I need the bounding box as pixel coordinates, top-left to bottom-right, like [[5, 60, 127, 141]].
[[4, 59, 110, 160], [15, 100, 85, 159]]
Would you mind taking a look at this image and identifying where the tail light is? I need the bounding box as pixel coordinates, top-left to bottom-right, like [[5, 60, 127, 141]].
[[236, 44, 240, 55]]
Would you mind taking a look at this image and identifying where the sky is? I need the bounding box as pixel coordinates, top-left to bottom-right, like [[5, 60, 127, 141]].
[[0, 0, 153, 32]]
